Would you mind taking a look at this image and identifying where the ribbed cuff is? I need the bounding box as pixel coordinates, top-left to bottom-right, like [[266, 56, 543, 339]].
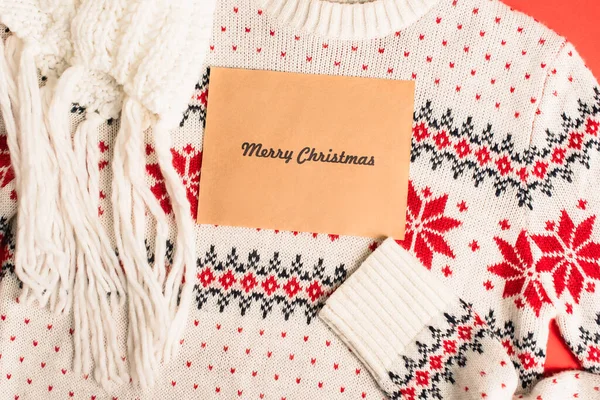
[[319, 238, 456, 383]]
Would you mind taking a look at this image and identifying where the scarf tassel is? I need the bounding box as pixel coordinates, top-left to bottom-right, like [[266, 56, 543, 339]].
[[47, 65, 128, 388], [0, 35, 197, 391], [0, 35, 128, 389], [112, 96, 172, 389]]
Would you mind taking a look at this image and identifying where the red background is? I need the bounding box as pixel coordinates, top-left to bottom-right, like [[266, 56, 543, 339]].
[[503, 0, 600, 375], [504, 0, 600, 79]]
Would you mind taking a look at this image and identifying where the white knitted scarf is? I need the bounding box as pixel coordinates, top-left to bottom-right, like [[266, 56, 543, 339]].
[[0, 0, 215, 391]]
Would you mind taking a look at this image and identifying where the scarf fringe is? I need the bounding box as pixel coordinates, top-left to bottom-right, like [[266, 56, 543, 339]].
[[112, 96, 171, 389], [151, 117, 196, 363], [39, 76, 73, 314], [0, 35, 197, 391], [0, 37, 128, 389], [47, 65, 127, 388], [111, 98, 196, 387], [12, 42, 65, 309]]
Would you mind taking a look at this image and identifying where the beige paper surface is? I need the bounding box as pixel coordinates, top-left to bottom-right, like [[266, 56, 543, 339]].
[[197, 68, 414, 239]]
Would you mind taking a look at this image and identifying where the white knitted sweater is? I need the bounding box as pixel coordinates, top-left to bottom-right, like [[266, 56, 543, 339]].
[[0, 0, 600, 399]]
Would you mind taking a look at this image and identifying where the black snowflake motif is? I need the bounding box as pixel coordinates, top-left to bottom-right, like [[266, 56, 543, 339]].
[[180, 68, 210, 128], [411, 87, 600, 209], [193, 245, 347, 324], [388, 301, 490, 400], [564, 312, 600, 374], [530, 87, 600, 198], [484, 310, 546, 389]]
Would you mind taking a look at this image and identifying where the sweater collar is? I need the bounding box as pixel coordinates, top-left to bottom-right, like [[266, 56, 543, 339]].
[[257, 0, 441, 40]]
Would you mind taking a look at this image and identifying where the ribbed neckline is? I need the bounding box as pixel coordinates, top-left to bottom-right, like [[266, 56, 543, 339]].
[[257, 0, 441, 40]]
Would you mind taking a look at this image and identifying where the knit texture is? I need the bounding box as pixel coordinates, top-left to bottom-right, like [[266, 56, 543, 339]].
[[0, 0, 74, 78], [0, 0, 218, 391], [321, 239, 600, 399], [0, 0, 599, 398]]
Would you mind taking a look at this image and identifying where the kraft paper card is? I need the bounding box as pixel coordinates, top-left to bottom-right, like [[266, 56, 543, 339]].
[[197, 67, 415, 239]]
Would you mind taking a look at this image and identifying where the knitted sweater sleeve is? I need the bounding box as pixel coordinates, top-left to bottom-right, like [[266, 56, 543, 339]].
[[319, 238, 600, 399], [526, 42, 600, 374]]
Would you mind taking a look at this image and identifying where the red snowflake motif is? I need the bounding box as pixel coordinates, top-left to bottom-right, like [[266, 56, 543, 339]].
[[147, 145, 203, 218], [415, 371, 430, 387], [502, 340, 515, 356], [412, 122, 430, 142], [197, 267, 215, 287], [282, 277, 302, 298], [532, 160, 548, 179], [172, 146, 203, 218], [587, 346, 600, 362], [443, 340, 457, 354], [240, 272, 258, 293], [516, 167, 528, 183], [400, 387, 416, 400], [531, 210, 600, 303], [551, 147, 566, 164], [261, 275, 279, 296], [396, 182, 461, 269], [429, 355, 443, 370], [457, 326, 472, 341], [197, 88, 208, 106], [433, 130, 450, 149], [306, 280, 324, 302], [568, 132, 584, 149], [475, 147, 491, 165], [495, 155, 513, 176], [586, 118, 599, 136], [0, 136, 15, 189], [218, 270, 237, 290], [454, 139, 471, 158], [148, 179, 172, 213], [517, 352, 538, 370], [487, 230, 551, 316]]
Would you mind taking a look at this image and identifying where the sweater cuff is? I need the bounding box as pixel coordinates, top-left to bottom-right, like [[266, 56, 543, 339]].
[[319, 238, 457, 384]]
